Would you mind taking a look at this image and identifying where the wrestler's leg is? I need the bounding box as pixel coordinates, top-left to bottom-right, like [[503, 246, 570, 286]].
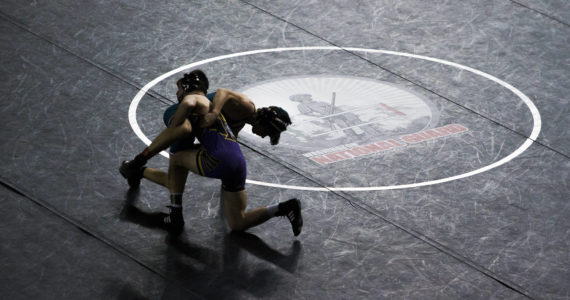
[[223, 190, 303, 235], [168, 148, 202, 194], [161, 148, 201, 231], [142, 168, 169, 188], [222, 189, 271, 232], [147, 119, 192, 155]]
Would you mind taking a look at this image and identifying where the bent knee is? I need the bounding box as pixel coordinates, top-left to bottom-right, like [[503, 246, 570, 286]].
[[170, 151, 189, 167], [170, 151, 182, 163]]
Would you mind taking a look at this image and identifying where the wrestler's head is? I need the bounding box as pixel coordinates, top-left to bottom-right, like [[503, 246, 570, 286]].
[[252, 106, 292, 145], [176, 69, 209, 102]]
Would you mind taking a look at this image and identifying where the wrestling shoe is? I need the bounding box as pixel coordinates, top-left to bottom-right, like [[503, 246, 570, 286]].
[[163, 205, 185, 234], [277, 198, 303, 236], [119, 159, 146, 188]]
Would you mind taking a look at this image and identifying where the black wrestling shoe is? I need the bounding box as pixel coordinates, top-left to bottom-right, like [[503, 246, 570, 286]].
[[119, 160, 146, 188], [163, 205, 185, 234], [277, 198, 303, 236]]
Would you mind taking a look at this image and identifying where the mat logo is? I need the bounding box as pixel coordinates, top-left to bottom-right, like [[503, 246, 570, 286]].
[[239, 75, 468, 164]]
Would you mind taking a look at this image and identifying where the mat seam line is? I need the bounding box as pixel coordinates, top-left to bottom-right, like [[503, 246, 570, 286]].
[[239, 0, 570, 161], [238, 141, 535, 299], [0, 177, 205, 300], [0, 10, 176, 107], [236, 3, 538, 296], [508, 0, 570, 27], [3, 6, 567, 160]]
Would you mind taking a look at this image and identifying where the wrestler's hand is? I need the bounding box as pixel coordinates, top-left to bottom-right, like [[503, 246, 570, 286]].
[[200, 112, 217, 128]]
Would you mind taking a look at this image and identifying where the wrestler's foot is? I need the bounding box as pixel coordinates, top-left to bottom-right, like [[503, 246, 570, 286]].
[[163, 205, 185, 234], [277, 198, 303, 236], [119, 160, 146, 188]]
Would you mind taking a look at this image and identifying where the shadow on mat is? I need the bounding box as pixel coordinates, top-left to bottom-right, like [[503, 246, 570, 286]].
[[160, 231, 302, 299], [120, 188, 302, 272], [119, 188, 303, 298], [224, 231, 302, 273]]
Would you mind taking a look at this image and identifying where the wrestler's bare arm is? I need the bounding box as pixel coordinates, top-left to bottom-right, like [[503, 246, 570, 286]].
[[201, 88, 255, 127], [169, 94, 211, 128]]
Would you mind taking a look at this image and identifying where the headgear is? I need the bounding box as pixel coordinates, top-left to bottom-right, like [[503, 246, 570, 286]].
[[256, 106, 292, 145], [179, 70, 209, 96]]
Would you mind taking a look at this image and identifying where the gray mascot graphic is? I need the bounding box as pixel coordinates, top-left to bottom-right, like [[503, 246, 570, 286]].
[[289, 93, 380, 144]]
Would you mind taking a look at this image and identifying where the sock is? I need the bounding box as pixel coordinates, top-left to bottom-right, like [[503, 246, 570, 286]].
[[170, 193, 183, 206], [266, 203, 279, 217], [165, 195, 183, 227]]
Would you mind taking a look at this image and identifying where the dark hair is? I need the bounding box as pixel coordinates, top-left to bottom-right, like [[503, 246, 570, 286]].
[[257, 106, 292, 145], [178, 69, 209, 95]]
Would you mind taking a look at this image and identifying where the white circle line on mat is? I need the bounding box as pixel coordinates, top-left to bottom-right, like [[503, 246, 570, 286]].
[[128, 46, 541, 192]]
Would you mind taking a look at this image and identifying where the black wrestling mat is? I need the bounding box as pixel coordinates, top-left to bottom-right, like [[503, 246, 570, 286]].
[[1, 1, 569, 299]]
